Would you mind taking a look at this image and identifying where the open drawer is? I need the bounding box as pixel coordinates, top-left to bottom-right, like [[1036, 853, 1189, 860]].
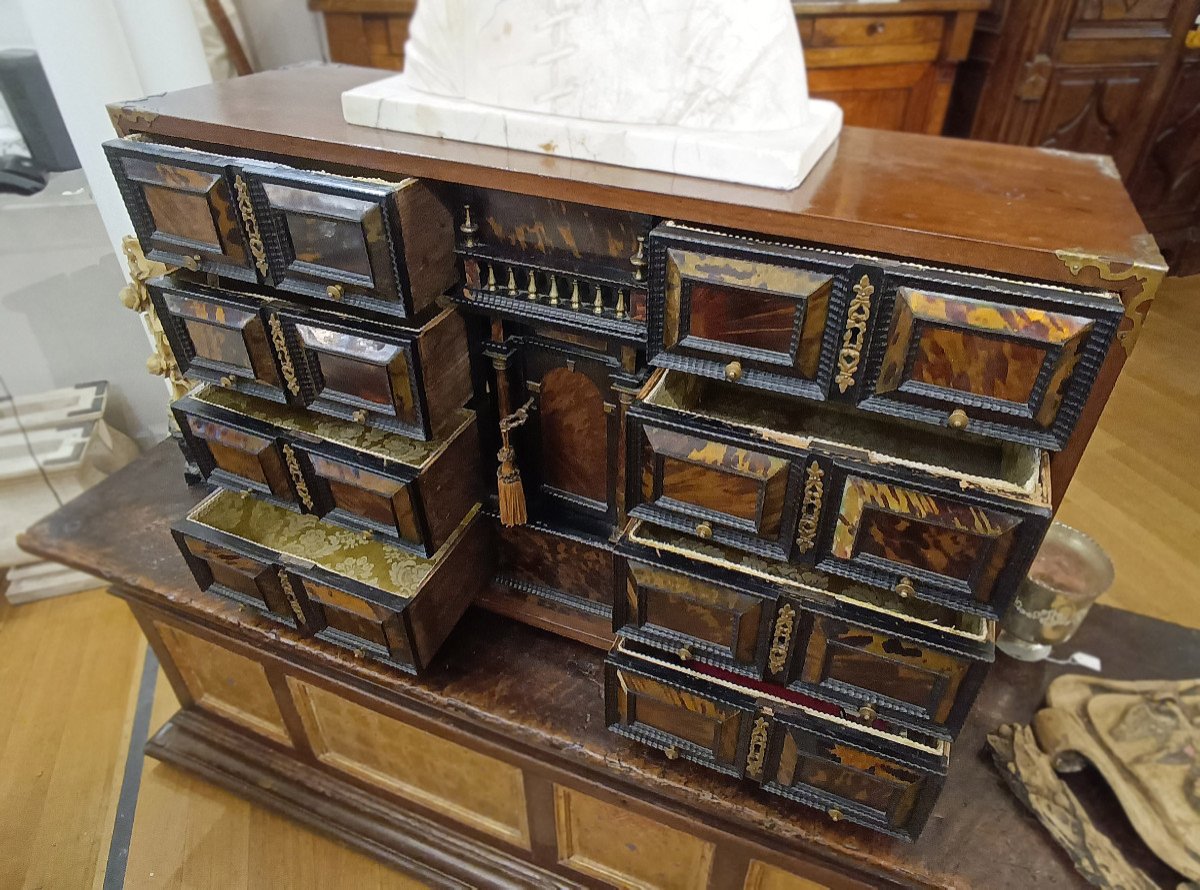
[[618, 521, 993, 740], [172, 489, 492, 674], [173, 386, 481, 556], [605, 640, 948, 841], [629, 370, 1051, 618]]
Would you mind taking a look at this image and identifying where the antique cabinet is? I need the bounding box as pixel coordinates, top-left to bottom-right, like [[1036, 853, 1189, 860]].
[[948, 0, 1200, 273], [313, 0, 985, 133], [97, 64, 1160, 853]]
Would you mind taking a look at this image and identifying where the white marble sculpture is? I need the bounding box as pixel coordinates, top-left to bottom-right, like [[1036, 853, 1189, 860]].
[[341, 0, 842, 189]]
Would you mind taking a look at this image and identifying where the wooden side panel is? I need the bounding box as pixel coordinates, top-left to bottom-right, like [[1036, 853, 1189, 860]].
[[553, 785, 715, 890], [412, 417, 483, 552], [155, 623, 291, 746], [289, 678, 532, 850], [414, 309, 473, 440]]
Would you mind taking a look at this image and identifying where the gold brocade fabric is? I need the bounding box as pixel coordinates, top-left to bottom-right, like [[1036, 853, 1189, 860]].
[[194, 490, 439, 597]]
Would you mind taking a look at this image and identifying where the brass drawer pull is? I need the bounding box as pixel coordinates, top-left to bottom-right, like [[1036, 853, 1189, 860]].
[[867, 20, 885, 36], [183, 254, 201, 271], [856, 704, 878, 723], [695, 521, 714, 540], [828, 807, 844, 822], [895, 576, 916, 599], [947, 408, 969, 430], [676, 645, 693, 662], [664, 745, 680, 761], [724, 361, 743, 382], [351, 409, 369, 424], [326, 284, 344, 301], [220, 375, 236, 388]]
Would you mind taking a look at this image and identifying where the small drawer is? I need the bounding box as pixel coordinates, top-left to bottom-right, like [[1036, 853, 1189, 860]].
[[648, 222, 850, 401], [173, 386, 481, 556], [852, 268, 1124, 449], [173, 489, 492, 673], [809, 15, 944, 48], [822, 470, 1049, 617], [104, 139, 256, 281], [605, 641, 948, 840], [630, 370, 1051, 617], [149, 276, 293, 405], [275, 304, 472, 440], [619, 521, 992, 739], [240, 162, 457, 321]]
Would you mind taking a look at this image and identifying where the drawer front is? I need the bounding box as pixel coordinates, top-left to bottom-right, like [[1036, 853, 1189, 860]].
[[105, 140, 256, 281], [630, 416, 802, 560], [173, 532, 316, 627], [617, 559, 772, 672], [150, 278, 294, 404], [181, 413, 295, 504], [820, 471, 1049, 617], [277, 309, 428, 438], [856, 273, 1123, 448], [242, 164, 456, 319], [792, 610, 983, 729], [301, 451, 422, 548], [605, 655, 756, 777], [761, 713, 943, 840], [648, 223, 849, 400], [293, 574, 413, 663], [808, 14, 944, 49]]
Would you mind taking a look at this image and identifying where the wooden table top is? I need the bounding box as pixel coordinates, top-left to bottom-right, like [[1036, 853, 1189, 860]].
[[108, 64, 1162, 293], [20, 441, 1195, 888]]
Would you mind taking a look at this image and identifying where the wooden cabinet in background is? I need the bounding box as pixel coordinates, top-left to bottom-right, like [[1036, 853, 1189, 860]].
[[948, 0, 1200, 274], [312, 0, 985, 134]]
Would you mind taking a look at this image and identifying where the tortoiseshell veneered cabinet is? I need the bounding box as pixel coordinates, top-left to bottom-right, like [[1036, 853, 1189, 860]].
[[855, 269, 1125, 449], [240, 162, 457, 321], [105, 139, 256, 281], [647, 222, 852, 401]]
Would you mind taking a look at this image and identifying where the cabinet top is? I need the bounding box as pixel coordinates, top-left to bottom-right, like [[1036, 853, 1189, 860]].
[[109, 64, 1162, 293]]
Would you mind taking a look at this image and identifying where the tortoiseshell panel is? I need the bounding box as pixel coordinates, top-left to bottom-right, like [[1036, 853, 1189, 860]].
[[626, 561, 764, 666], [183, 320, 251, 369], [831, 476, 1022, 605], [640, 425, 791, 535], [307, 453, 422, 546], [875, 287, 1096, 426], [294, 323, 417, 426], [182, 537, 291, 618], [687, 282, 797, 354], [774, 730, 922, 824], [104, 140, 254, 280], [185, 415, 291, 500], [613, 667, 748, 767], [800, 616, 970, 722], [538, 367, 608, 505], [300, 579, 402, 654]]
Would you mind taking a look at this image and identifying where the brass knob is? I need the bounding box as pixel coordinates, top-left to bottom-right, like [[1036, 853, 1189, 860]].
[[857, 704, 878, 723], [220, 375, 236, 388], [724, 361, 743, 383], [867, 20, 886, 36], [677, 646, 693, 662], [827, 807, 843, 822], [895, 577, 915, 599], [695, 521, 714, 540], [352, 647, 366, 659], [145, 354, 168, 377], [664, 745, 680, 761], [352, 409, 369, 424], [182, 254, 201, 271], [948, 408, 969, 430], [326, 284, 344, 301]]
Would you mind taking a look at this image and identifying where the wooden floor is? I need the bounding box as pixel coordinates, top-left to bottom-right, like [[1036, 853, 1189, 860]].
[[0, 276, 1196, 889]]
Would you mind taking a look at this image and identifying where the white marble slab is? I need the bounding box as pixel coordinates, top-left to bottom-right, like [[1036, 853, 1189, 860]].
[[342, 0, 843, 189], [344, 76, 842, 189]]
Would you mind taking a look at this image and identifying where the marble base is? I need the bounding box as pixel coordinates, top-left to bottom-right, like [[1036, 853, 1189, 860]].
[[342, 75, 843, 190]]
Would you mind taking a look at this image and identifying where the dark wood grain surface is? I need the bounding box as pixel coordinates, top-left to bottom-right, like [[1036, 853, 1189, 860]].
[[19, 442, 1196, 887], [109, 65, 1161, 293]]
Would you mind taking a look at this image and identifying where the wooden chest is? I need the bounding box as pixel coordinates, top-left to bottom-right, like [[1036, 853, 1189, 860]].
[[102, 65, 1161, 847]]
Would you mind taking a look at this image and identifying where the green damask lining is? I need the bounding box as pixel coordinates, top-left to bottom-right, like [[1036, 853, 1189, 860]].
[[195, 385, 470, 466], [193, 490, 477, 597]]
